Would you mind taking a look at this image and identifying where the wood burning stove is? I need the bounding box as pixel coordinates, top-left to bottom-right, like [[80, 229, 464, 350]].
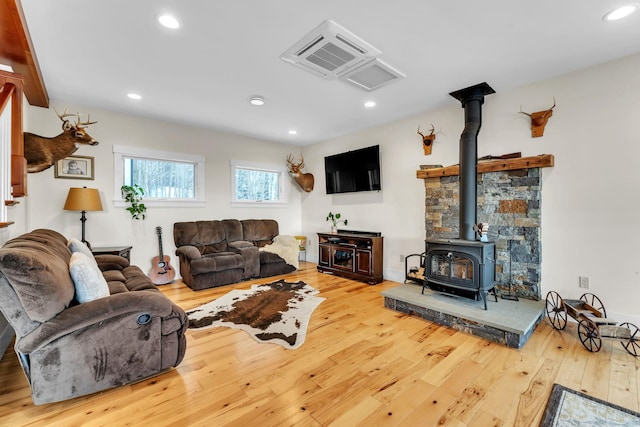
[[423, 238, 496, 309], [423, 82, 497, 309]]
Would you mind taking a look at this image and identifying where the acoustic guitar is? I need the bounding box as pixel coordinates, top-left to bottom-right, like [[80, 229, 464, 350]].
[[149, 226, 176, 285]]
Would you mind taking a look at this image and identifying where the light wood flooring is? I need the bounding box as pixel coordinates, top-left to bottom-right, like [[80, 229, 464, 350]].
[[0, 262, 638, 426]]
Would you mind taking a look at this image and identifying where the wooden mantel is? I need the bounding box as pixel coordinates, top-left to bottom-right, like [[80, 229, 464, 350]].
[[416, 154, 554, 179]]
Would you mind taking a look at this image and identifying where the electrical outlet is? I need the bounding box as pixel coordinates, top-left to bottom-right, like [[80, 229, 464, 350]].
[[579, 276, 590, 289]]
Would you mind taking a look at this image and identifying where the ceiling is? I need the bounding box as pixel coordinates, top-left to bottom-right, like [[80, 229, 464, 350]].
[[13, 0, 640, 145]]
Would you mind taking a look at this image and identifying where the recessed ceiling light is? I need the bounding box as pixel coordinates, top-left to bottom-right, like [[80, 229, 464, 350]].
[[364, 101, 376, 108], [249, 96, 265, 106], [288, 130, 298, 135], [603, 4, 637, 21], [127, 93, 142, 100], [157, 14, 181, 29]]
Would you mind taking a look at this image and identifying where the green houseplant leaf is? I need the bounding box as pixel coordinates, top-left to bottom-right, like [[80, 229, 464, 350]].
[[121, 184, 146, 220], [326, 211, 348, 227]]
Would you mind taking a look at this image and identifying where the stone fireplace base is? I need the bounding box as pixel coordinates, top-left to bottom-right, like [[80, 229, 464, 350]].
[[382, 283, 545, 348]]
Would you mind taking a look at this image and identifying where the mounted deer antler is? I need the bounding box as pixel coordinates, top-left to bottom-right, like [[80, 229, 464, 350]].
[[417, 124, 436, 155], [56, 108, 75, 130], [24, 108, 99, 173], [520, 98, 555, 137], [75, 112, 97, 128], [286, 153, 314, 192]]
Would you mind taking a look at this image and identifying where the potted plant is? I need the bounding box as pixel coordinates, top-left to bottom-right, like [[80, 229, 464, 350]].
[[121, 184, 146, 220], [326, 212, 348, 234]]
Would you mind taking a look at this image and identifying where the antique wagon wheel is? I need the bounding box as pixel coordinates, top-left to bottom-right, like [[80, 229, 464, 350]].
[[619, 322, 640, 357], [580, 293, 607, 318], [545, 291, 567, 330], [578, 319, 602, 352]]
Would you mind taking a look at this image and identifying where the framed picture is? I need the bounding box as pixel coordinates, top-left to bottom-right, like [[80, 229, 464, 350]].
[[54, 155, 95, 180]]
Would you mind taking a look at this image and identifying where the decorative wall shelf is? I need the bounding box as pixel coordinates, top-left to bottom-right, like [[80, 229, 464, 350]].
[[416, 154, 554, 179]]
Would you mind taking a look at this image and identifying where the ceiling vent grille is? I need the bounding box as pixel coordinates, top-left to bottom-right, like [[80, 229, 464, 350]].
[[340, 58, 405, 91], [280, 20, 381, 79]]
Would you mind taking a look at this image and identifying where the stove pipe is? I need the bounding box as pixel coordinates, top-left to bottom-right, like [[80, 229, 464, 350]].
[[449, 82, 495, 241]]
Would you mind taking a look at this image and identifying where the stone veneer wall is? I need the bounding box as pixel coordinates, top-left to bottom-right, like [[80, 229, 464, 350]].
[[422, 167, 542, 300]]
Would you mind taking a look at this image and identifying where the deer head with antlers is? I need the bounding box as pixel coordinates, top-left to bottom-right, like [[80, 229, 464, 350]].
[[417, 124, 436, 155], [286, 153, 314, 192], [519, 98, 556, 138], [24, 108, 99, 173]]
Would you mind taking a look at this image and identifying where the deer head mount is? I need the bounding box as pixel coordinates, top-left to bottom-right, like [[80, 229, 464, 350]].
[[286, 153, 314, 192], [417, 124, 436, 155], [519, 98, 555, 138], [24, 108, 99, 173]]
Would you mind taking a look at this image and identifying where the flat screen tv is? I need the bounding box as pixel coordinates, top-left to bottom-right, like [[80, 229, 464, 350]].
[[325, 145, 381, 194]]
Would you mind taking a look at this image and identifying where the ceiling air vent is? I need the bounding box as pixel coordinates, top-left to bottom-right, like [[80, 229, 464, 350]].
[[280, 19, 381, 79], [340, 58, 405, 91]]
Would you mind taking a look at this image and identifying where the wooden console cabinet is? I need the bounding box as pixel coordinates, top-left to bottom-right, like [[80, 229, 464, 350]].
[[317, 232, 383, 284]]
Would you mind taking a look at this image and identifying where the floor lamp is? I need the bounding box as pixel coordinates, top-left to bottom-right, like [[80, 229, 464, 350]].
[[63, 187, 103, 249]]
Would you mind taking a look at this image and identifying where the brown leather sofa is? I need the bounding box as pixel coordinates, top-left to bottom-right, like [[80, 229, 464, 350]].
[[173, 219, 296, 290], [0, 229, 188, 404]]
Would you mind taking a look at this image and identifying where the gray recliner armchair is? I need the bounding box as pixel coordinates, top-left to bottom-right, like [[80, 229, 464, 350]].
[[0, 229, 188, 404]]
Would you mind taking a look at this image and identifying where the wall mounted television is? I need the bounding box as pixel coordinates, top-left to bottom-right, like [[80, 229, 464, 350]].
[[325, 145, 381, 194]]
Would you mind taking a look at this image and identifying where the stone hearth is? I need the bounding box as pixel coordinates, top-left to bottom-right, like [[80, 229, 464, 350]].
[[383, 283, 545, 348]]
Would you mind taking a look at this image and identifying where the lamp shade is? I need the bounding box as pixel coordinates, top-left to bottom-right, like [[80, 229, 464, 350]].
[[63, 187, 103, 211]]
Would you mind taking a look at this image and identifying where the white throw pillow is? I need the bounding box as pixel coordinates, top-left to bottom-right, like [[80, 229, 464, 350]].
[[69, 252, 110, 303], [67, 237, 97, 265]]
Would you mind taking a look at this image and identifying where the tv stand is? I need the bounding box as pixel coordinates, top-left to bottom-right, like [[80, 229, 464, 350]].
[[317, 232, 383, 284]]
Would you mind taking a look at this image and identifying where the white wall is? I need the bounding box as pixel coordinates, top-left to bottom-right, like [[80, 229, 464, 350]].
[[5, 53, 640, 326], [17, 103, 303, 271], [301, 53, 640, 324]]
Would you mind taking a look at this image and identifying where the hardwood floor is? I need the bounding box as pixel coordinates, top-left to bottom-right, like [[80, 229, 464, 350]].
[[0, 262, 638, 426]]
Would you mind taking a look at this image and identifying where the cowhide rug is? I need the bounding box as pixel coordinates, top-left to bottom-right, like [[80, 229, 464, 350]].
[[187, 279, 325, 349]]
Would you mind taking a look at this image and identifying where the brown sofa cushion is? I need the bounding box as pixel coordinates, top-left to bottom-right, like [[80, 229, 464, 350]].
[[190, 252, 243, 275], [0, 229, 75, 323], [174, 221, 228, 254], [222, 219, 243, 242], [241, 219, 279, 247]]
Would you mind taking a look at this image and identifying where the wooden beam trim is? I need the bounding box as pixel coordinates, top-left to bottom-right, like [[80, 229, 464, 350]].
[[0, 70, 26, 196], [0, 0, 48, 107], [0, 82, 15, 112], [416, 154, 554, 179]]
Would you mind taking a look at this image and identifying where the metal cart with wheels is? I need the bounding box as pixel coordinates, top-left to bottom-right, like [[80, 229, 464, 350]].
[[545, 291, 639, 356]]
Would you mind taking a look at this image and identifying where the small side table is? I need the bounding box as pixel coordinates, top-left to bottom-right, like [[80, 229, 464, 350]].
[[294, 235, 307, 262], [92, 246, 132, 261]]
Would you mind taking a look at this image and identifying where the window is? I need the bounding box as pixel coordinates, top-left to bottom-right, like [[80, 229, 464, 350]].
[[230, 160, 288, 207], [113, 145, 205, 207]]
